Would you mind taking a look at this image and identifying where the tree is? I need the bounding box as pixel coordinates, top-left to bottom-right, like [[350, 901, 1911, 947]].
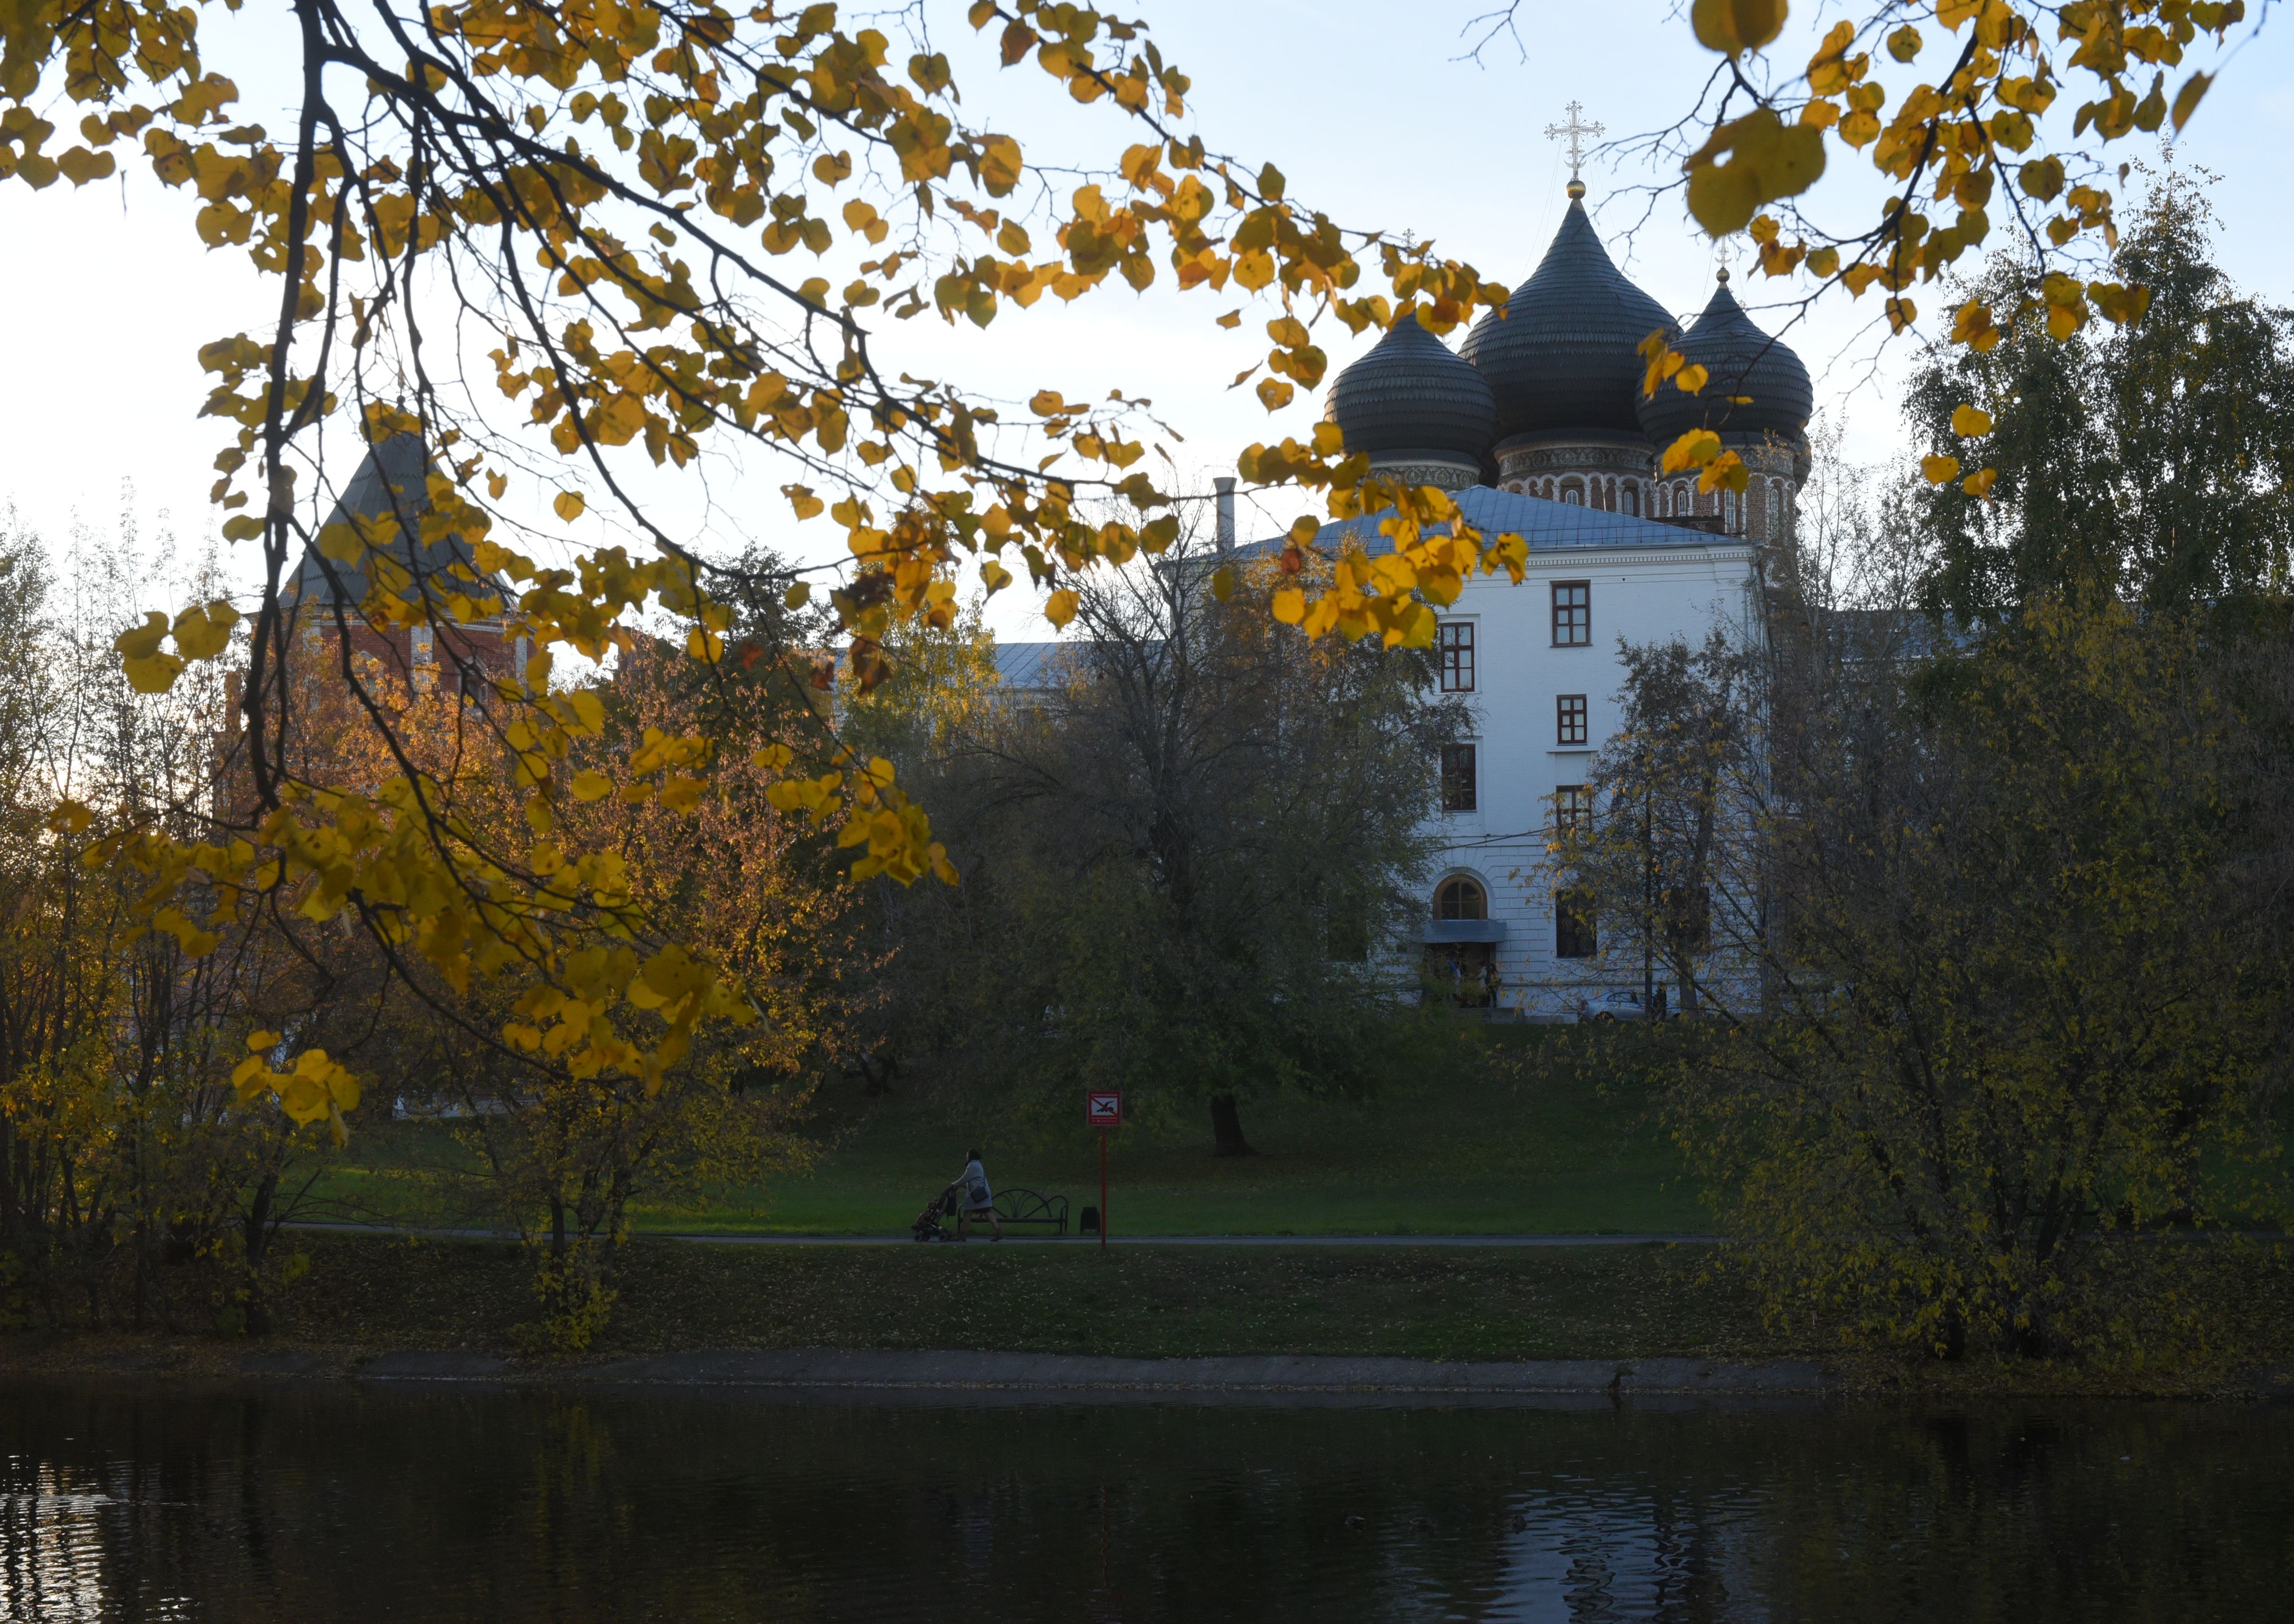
[[1560, 628, 1768, 1020], [1601, 594, 2291, 1361], [880, 540, 1462, 1154], [0, 0, 2258, 1123], [1906, 161, 2294, 622], [0, 513, 348, 1333]]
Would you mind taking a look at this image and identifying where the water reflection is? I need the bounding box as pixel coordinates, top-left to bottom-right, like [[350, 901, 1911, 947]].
[[0, 1383, 2287, 1622]]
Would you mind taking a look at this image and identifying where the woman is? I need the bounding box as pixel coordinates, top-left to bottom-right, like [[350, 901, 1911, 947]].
[[954, 1148, 1002, 1242]]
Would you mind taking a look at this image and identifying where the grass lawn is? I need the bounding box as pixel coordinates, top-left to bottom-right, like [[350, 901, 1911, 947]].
[[276, 1232, 1774, 1363], [307, 1028, 1713, 1238]]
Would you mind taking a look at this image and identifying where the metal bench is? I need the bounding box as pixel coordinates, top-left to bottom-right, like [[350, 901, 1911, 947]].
[[989, 1187, 1070, 1234]]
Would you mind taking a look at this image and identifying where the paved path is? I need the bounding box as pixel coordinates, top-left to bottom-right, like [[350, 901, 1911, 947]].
[[321, 1346, 1819, 1400], [287, 1221, 1722, 1247]]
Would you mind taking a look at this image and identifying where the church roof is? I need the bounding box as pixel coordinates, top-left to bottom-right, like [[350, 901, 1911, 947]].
[[1323, 315, 1496, 463], [1235, 483, 1750, 561], [288, 434, 497, 612], [993, 639, 1077, 691], [1635, 274, 1813, 448], [1458, 194, 1677, 444]]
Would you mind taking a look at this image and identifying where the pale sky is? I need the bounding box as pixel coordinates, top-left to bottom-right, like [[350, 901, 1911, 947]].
[[4, 1, 2288, 639]]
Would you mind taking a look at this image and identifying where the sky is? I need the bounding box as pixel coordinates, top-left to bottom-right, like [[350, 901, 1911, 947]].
[[3, 0, 2289, 641]]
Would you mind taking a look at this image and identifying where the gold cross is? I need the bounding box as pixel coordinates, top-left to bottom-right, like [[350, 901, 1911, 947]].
[[1543, 100, 1605, 182]]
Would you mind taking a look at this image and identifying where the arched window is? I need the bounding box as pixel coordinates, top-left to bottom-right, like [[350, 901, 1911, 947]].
[[1621, 482, 1641, 517], [1723, 490, 1738, 533], [1435, 876, 1488, 922], [1560, 479, 1584, 506]]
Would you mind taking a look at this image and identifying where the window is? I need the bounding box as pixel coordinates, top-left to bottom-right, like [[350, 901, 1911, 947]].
[[1437, 620, 1476, 693], [1435, 875, 1487, 922], [1555, 784, 1594, 835], [1440, 743, 1478, 814], [1556, 694, 1587, 747], [1560, 481, 1584, 506], [1551, 581, 1591, 647], [1621, 483, 1641, 517], [409, 624, 435, 665], [1555, 888, 1598, 958]]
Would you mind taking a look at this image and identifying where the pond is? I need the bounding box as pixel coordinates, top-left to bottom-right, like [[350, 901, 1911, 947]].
[[0, 1381, 2287, 1621]]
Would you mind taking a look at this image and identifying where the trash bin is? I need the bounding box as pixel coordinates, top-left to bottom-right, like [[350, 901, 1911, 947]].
[[1079, 1205, 1100, 1235]]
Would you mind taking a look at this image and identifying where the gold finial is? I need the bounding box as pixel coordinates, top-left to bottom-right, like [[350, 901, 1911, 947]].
[[1544, 101, 1604, 187]]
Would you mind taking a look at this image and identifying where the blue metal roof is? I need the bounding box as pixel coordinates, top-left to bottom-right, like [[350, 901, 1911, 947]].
[[993, 641, 1074, 690], [1235, 483, 1748, 561]]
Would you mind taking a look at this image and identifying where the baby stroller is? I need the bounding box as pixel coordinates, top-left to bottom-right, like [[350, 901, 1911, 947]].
[[910, 1182, 961, 1242]]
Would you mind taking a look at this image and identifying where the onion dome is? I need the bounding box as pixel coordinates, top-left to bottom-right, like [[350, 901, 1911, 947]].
[[1636, 271, 1813, 448], [1323, 314, 1497, 464], [1458, 184, 1677, 442]]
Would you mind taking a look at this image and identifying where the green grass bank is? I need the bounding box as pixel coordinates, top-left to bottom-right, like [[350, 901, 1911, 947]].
[[14, 1231, 2294, 1397], [313, 1028, 1710, 1237]]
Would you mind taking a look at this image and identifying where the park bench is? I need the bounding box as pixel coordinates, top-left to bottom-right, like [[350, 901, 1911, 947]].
[[989, 1187, 1070, 1234]]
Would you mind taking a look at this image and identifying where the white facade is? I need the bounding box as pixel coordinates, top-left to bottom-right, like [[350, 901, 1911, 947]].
[[1382, 489, 1763, 1020]]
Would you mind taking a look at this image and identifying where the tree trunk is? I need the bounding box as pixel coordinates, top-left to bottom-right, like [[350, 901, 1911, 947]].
[[243, 1172, 278, 1336], [1209, 1094, 1254, 1158]]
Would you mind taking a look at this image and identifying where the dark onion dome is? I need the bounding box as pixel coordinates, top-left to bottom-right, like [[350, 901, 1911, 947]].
[[1459, 185, 1677, 442], [1635, 271, 1814, 448], [1322, 313, 1497, 463]]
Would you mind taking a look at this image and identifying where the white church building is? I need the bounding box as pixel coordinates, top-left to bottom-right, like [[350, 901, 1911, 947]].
[[1000, 177, 1810, 1021], [1257, 176, 1808, 1020]]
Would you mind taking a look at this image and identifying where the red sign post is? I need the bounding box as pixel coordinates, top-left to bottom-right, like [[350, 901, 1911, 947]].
[[1086, 1091, 1122, 1248]]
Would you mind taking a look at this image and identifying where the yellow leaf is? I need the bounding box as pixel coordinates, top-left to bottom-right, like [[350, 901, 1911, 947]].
[[1692, 0, 1788, 56], [2171, 72, 2212, 134], [1210, 565, 1236, 602], [1685, 110, 1825, 237], [1696, 450, 1750, 494], [172, 599, 240, 660], [1922, 454, 1962, 485], [123, 651, 186, 694], [553, 490, 586, 522], [114, 611, 170, 662], [980, 558, 1013, 594], [1270, 588, 1305, 624], [1962, 467, 1998, 498], [784, 581, 811, 608], [1044, 588, 1079, 628], [571, 769, 614, 802], [1660, 428, 1723, 475], [1674, 364, 1709, 395], [246, 1029, 282, 1052], [1950, 405, 1993, 438]]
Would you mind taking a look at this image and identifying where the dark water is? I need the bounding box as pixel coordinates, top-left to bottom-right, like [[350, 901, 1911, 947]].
[[1, 1383, 2289, 1622]]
